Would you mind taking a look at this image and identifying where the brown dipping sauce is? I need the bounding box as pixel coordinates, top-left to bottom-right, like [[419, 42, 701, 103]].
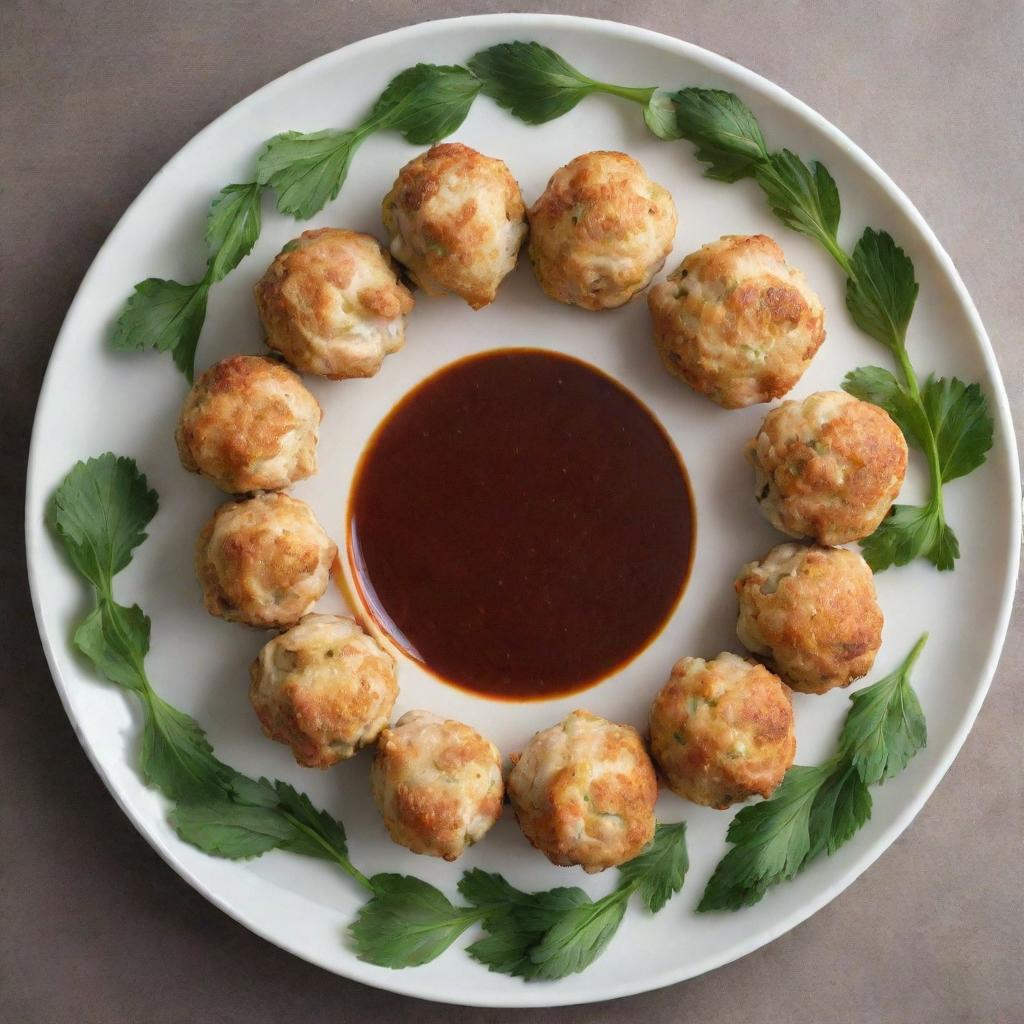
[[348, 348, 695, 700]]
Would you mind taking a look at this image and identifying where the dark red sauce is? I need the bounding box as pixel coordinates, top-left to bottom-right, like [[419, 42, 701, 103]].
[[347, 349, 695, 700]]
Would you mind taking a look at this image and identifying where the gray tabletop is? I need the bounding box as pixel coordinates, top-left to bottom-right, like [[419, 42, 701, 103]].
[[2, 2, 1022, 1022]]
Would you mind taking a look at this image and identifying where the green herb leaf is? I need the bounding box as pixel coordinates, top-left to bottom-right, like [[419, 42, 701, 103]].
[[73, 599, 150, 693], [642, 91, 684, 140], [860, 502, 959, 572], [171, 795, 298, 859], [845, 228, 919, 350], [141, 691, 230, 803], [205, 182, 263, 282], [670, 87, 768, 182], [351, 874, 480, 968], [754, 150, 841, 250], [526, 890, 629, 980], [256, 129, 365, 220], [469, 41, 603, 124], [48, 453, 158, 590], [616, 821, 688, 913], [371, 63, 481, 144], [272, 780, 349, 862], [842, 635, 928, 785], [699, 763, 832, 911], [921, 376, 994, 484], [806, 760, 872, 861], [842, 365, 930, 449], [110, 277, 210, 382]]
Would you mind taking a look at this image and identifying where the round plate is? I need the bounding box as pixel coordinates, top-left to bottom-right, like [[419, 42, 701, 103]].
[[25, 13, 1021, 1008]]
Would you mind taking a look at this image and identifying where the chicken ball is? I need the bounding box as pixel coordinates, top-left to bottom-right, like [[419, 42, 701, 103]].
[[649, 652, 795, 809], [195, 492, 336, 628], [735, 543, 882, 694], [371, 710, 504, 861], [648, 234, 825, 408], [250, 614, 397, 768], [747, 390, 908, 545], [508, 709, 657, 873], [382, 142, 527, 309], [254, 228, 413, 379], [175, 354, 322, 494], [528, 150, 677, 310]]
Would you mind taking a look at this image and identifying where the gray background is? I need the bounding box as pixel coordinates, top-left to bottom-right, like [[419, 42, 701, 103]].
[[2, 2, 1022, 1022]]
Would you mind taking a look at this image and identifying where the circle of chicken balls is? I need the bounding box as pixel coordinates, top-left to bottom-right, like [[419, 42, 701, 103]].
[[250, 614, 397, 768], [748, 390, 908, 545], [176, 355, 322, 494], [648, 234, 825, 408], [528, 151, 677, 310], [195, 492, 336, 629], [735, 543, 883, 694], [254, 227, 414, 379], [649, 652, 795, 809], [371, 710, 504, 861], [508, 710, 657, 873], [383, 142, 527, 309]]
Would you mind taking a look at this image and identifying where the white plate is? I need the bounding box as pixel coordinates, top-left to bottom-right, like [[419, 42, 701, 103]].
[[25, 13, 1020, 1008]]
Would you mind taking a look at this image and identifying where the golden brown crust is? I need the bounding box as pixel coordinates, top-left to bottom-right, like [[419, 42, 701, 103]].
[[175, 355, 322, 494], [507, 709, 657, 873], [371, 710, 504, 860], [747, 391, 908, 545], [735, 543, 883, 694], [382, 143, 527, 309], [649, 652, 795, 808], [648, 234, 825, 408], [254, 228, 412, 379], [249, 614, 397, 768], [195, 492, 336, 628], [527, 151, 677, 310]]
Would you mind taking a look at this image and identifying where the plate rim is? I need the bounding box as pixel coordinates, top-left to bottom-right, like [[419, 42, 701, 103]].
[[24, 11, 1022, 1008]]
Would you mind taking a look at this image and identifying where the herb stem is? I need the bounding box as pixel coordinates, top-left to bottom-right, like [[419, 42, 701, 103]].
[[281, 811, 375, 892], [593, 81, 657, 106]]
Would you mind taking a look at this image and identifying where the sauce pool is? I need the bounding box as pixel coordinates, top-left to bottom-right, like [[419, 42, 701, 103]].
[[347, 348, 695, 700]]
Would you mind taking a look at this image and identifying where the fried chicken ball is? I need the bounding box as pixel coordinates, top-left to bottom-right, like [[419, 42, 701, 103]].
[[508, 710, 657, 873], [371, 710, 504, 860], [649, 652, 795, 809], [175, 355, 322, 494], [735, 543, 882, 694], [527, 151, 677, 310], [254, 228, 413, 379], [747, 390, 908, 545], [195, 492, 336, 628], [250, 614, 397, 768], [382, 142, 527, 309], [648, 234, 825, 408]]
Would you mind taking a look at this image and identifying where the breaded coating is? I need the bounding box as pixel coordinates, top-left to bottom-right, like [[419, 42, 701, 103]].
[[649, 652, 795, 809], [648, 234, 825, 408], [735, 543, 882, 694], [528, 151, 677, 310], [254, 228, 413, 379], [175, 355, 322, 494], [382, 143, 527, 309], [508, 709, 657, 873], [250, 614, 397, 768], [195, 492, 336, 628], [371, 710, 504, 861], [748, 390, 908, 545]]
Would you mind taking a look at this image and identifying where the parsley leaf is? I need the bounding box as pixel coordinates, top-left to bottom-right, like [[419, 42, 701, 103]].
[[469, 41, 655, 125], [642, 91, 684, 140], [351, 874, 481, 968], [616, 821, 689, 913], [806, 760, 872, 861], [670, 87, 768, 181], [842, 366, 930, 448], [256, 129, 365, 220], [755, 150, 842, 252], [205, 182, 263, 282], [845, 228, 919, 351], [860, 502, 959, 572], [272, 780, 351, 862], [922, 376, 994, 484], [841, 634, 928, 785], [369, 63, 481, 144], [48, 453, 158, 589], [73, 600, 150, 694], [526, 891, 629, 980], [171, 795, 296, 859]]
